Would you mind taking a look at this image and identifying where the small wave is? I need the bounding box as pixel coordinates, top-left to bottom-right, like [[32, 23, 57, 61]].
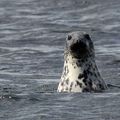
[[0, 45, 62, 53], [96, 44, 120, 55]]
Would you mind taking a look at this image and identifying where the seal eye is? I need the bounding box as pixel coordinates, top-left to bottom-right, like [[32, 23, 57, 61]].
[[68, 35, 72, 40], [84, 34, 90, 40]]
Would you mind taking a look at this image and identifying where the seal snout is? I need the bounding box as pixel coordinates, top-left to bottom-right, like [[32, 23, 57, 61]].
[[70, 40, 87, 53]]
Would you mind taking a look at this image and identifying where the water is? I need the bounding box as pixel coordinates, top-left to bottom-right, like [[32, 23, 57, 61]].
[[0, 0, 120, 119]]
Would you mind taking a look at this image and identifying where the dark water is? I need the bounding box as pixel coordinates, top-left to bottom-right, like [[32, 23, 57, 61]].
[[0, 0, 120, 120]]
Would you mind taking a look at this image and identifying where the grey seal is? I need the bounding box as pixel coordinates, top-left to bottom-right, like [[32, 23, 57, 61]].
[[57, 31, 107, 92]]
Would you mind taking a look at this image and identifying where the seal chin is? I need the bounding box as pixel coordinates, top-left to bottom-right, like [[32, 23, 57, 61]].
[[70, 41, 88, 58]]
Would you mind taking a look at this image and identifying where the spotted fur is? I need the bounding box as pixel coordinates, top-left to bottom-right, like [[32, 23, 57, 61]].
[[57, 31, 107, 92]]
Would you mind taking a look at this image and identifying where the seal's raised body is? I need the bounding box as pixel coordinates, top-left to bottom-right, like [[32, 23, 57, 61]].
[[57, 31, 107, 92]]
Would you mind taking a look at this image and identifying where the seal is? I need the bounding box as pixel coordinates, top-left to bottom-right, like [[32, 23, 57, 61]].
[[57, 31, 107, 92]]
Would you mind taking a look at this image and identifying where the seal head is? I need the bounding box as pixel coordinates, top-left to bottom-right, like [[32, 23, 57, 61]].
[[57, 31, 107, 92], [65, 31, 94, 59]]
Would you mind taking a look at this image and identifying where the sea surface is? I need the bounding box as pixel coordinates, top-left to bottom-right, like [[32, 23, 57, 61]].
[[0, 0, 120, 120]]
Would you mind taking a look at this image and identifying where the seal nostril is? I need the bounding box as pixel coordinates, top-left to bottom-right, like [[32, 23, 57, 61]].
[[68, 35, 72, 40]]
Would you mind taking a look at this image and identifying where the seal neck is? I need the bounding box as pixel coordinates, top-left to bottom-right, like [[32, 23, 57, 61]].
[[62, 53, 100, 82], [64, 53, 95, 67]]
